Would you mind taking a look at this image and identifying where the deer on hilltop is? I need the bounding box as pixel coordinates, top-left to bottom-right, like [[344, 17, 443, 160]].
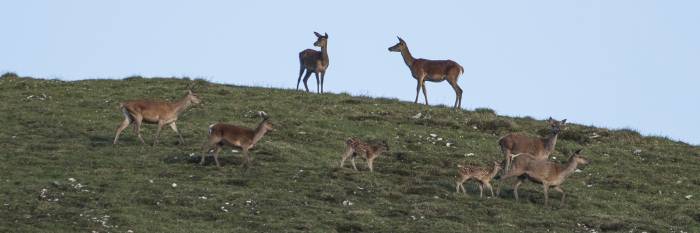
[[388, 37, 464, 109], [297, 32, 330, 94], [113, 89, 201, 146]]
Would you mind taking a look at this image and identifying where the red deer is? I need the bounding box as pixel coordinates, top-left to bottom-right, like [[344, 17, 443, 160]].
[[501, 149, 590, 206], [297, 32, 329, 93], [113, 90, 201, 146], [499, 117, 567, 174], [388, 37, 464, 109], [339, 138, 389, 172], [455, 161, 503, 198], [200, 112, 274, 167]]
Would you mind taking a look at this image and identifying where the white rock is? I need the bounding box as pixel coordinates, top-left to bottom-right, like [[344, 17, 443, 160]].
[[685, 195, 693, 200], [148, 179, 154, 183], [411, 113, 422, 119], [231, 150, 239, 153], [575, 169, 582, 173], [437, 138, 443, 141], [466, 153, 475, 157], [429, 134, 437, 138], [586, 184, 593, 188], [68, 178, 76, 182], [446, 143, 452, 147], [171, 183, 177, 188], [633, 149, 642, 155]]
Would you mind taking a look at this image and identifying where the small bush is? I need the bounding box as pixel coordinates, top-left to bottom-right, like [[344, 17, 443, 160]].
[[473, 107, 496, 115], [1, 72, 19, 79]]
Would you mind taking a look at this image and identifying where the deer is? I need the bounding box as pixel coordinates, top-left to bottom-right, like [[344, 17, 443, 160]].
[[296, 32, 329, 94], [339, 138, 389, 172], [499, 117, 567, 175], [388, 37, 465, 109], [500, 149, 590, 206], [455, 161, 503, 198], [200, 111, 274, 167], [113, 89, 201, 146]]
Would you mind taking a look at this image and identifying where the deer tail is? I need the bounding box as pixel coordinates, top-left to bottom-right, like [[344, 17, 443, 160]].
[[459, 64, 464, 75]]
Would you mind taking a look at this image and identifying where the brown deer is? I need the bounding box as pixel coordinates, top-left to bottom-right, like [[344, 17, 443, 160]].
[[297, 32, 329, 93], [501, 149, 590, 206], [499, 117, 567, 174], [200, 112, 274, 167], [455, 161, 503, 198], [339, 138, 389, 172], [113, 90, 201, 146], [388, 37, 464, 109]]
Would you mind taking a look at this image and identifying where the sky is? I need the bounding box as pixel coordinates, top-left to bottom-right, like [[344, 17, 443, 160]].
[[1, 0, 698, 145]]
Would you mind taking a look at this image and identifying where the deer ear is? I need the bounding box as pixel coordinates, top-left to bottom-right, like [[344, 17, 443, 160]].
[[397, 36, 405, 43], [314, 32, 322, 37], [574, 149, 583, 154], [324, 32, 328, 38], [561, 119, 567, 124]]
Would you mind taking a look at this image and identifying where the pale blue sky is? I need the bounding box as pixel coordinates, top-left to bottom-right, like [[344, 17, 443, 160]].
[[1, 1, 698, 145]]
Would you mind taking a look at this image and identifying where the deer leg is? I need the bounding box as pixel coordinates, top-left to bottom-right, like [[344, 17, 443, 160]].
[[314, 72, 320, 94], [320, 71, 326, 94], [351, 156, 358, 171], [339, 146, 353, 168], [302, 71, 313, 92], [478, 182, 484, 198], [170, 122, 184, 145], [113, 117, 131, 145], [414, 81, 421, 104], [554, 186, 565, 207], [200, 137, 218, 165], [367, 156, 375, 172], [212, 146, 223, 168], [513, 178, 523, 201], [448, 79, 463, 109], [455, 179, 461, 193], [421, 81, 429, 105], [153, 120, 165, 146], [296, 67, 305, 90], [502, 148, 512, 175], [482, 182, 494, 198], [133, 115, 146, 145]]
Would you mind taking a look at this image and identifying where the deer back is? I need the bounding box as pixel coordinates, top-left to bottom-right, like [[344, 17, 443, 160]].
[[499, 133, 548, 158], [209, 123, 256, 147]]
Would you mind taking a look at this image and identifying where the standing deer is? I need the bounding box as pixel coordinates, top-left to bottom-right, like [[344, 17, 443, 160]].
[[388, 37, 465, 109], [113, 90, 201, 146], [455, 161, 503, 198], [501, 149, 590, 206], [200, 112, 274, 167], [339, 138, 389, 172], [296, 32, 330, 93], [499, 117, 567, 174]]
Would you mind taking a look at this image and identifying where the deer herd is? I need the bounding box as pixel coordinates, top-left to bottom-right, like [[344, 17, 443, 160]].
[[111, 32, 590, 207]]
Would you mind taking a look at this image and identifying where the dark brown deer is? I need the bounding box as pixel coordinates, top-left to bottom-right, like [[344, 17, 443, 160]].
[[455, 161, 503, 198], [113, 90, 201, 146], [388, 37, 464, 109], [501, 149, 590, 206], [499, 117, 567, 174], [297, 32, 329, 93], [200, 112, 274, 167]]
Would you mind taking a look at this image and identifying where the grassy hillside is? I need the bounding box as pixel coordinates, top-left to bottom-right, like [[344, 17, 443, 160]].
[[1, 73, 698, 232]]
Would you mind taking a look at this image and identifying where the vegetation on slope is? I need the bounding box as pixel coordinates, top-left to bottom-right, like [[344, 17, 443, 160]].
[[1, 73, 698, 232]]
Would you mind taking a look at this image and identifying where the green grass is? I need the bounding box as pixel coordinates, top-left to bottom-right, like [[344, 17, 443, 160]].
[[1, 73, 698, 232]]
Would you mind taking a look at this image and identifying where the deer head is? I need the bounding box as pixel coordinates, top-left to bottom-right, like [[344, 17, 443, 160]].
[[388, 37, 407, 52], [258, 111, 274, 132], [186, 89, 202, 105], [570, 149, 590, 165], [547, 117, 567, 134], [313, 32, 328, 48]]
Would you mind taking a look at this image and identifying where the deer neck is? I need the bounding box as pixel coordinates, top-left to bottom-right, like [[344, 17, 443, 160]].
[[320, 44, 329, 66], [251, 121, 269, 147], [400, 47, 415, 68], [487, 166, 501, 179], [542, 132, 559, 153], [173, 96, 192, 116]]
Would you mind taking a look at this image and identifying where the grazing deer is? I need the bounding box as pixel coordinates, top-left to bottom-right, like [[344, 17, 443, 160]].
[[200, 112, 274, 167], [499, 117, 567, 174], [501, 149, 590, 206], [113, 90, 201, 146], [296, 32, 330, 93], [455, 161, 503, 198], [388, 37, 464, 109], [339, 138, 389, 172]]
